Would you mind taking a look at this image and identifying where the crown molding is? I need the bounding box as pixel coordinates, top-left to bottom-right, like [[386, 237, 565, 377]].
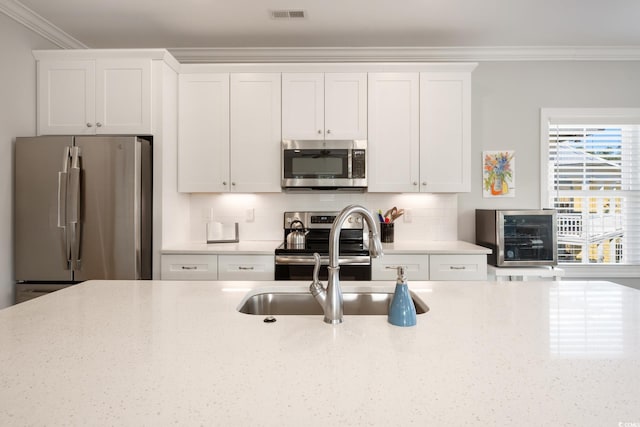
[[169, 46, 640, 63], [0, 0, 87, 49]]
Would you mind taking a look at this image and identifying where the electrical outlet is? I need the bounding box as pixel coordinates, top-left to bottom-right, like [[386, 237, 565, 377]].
[[246, 208, 255, 222], [403, 209, 412, 223]]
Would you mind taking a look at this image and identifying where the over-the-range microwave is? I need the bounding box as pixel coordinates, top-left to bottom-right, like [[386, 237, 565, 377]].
[[281, 139, 367, 190], [475, 209, 558, 267]]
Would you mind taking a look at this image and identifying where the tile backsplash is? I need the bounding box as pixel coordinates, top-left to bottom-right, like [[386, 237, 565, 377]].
[[188, 192, 458, 242]]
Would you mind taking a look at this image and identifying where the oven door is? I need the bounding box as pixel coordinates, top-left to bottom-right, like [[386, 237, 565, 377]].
[[275, 255, 371, 281]]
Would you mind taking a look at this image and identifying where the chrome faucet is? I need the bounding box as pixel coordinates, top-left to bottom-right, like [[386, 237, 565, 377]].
[[310, 205, 384, 324]]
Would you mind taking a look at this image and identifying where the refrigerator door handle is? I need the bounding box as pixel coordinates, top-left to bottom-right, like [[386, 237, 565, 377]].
[[68, 147, 82, 270], [57, 147, 71, 270]]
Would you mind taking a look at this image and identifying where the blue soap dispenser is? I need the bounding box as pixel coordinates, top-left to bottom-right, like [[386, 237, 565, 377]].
[[388, 266, 417, 327]]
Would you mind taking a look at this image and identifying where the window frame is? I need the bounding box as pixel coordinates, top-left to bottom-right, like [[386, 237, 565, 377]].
[[540, 108, 640, 277]]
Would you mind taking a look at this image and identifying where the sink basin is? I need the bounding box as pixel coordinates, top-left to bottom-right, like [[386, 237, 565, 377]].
[[238, 291, 429, 316]]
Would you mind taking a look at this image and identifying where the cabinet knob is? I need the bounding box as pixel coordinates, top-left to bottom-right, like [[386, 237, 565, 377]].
[[413, 182, 418, 186], [231, 182, 236, 186], [222, 181, 227, 186], [86, 123, 93, 128], [96, 122, 103, 127], [326, 129, 331, 134], [317, 130, 322, 134], [422, 182, 427, 186]]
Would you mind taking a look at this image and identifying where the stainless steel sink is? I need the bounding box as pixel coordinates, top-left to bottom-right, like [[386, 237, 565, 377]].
[[238, 291, 429, 316]]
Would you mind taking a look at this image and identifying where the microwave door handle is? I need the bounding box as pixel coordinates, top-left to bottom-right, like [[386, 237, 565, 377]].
[[57, 147, 71, 270], [67, 146, 82, 270]]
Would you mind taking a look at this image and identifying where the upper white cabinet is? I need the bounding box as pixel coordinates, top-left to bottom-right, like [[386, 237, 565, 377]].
[[230, 73, 281, 193], [419, 72, 471, 192], [178, 72, 281, 193], [368, 69, 472, 193], [178, 73, 230, 192], [282, 73, 367, 140], [367, 73, 420, 192], [37, 58, 152, 135]]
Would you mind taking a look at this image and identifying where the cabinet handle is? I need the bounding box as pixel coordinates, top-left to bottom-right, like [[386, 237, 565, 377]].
[[96, 122, 103, 128], [181, 266, 198, 270], [238, 266, 254, 270], [317, 130, 322, 134], [86, 123, 93, 128], [449, 266, 466, 270]]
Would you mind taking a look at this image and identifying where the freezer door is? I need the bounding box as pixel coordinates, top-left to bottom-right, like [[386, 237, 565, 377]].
[[15, 136, 75, 281], [74, 136, 147, 280]]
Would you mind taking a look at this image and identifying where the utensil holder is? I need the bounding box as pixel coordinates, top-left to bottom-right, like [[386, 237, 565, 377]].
[[380, 222, 394, 243]]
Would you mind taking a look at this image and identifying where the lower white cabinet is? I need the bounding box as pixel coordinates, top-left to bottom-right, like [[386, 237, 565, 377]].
[[217, 255, 274, 280], [161, 254, 275, 280], [429, 255, 487, 281], [372, 254, 487, 281], [161, 254, 218, 280], [371, 255, 429, 280]]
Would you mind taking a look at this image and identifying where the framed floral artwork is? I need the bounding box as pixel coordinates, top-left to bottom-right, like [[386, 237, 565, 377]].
[[483, 151, 515, 197]]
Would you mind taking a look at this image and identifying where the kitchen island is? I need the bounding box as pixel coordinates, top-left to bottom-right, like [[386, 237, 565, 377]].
[[1, 279, 639, 426]]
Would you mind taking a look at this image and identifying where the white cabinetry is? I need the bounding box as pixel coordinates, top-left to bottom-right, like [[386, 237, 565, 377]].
[[218, 255, 275, 280], [230, 73, 281, 192], [368, 73, 420, 192], [282, 73, 367, 140], [419, 72, 471, 192], [429, 255, 487, 280], [371, 254, 429, 280], [37, 58, 151, 135], [368, 70, 472, 193], [160, 254, 275, 280], [178, 72, 281, 193], [161, 254, 218, 280], [178, 73, 230, 192], [372, 253, 486, 280]]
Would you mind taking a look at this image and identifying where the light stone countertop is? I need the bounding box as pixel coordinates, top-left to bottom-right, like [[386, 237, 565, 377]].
[[162, 240, 491, 255], [1, 279, 638, 426]]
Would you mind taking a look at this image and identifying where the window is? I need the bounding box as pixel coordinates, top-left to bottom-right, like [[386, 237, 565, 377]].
[[541, 109, 640, 265]]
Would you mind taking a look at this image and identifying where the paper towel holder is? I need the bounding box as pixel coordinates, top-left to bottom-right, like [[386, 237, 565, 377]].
[[206, 222, 239, 243]]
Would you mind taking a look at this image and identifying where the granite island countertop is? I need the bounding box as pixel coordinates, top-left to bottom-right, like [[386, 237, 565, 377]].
[[0, 279, 638, 425]]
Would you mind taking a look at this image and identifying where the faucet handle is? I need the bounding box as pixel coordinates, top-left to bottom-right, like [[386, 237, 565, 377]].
[[312, 252, 322, 284], [309, 253, 327, 307]]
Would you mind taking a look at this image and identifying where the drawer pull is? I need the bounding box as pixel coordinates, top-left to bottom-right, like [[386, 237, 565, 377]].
[[449, 266, 466, 270], [238, 266, 254, 270], [181, 266, 198, 270]]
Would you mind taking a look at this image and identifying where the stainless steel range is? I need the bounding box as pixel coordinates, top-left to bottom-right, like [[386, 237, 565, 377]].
[[275, 211, 371, 281]]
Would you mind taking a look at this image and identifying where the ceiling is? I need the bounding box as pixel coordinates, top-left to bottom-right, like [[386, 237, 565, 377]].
[[13, 0, 640, 50]]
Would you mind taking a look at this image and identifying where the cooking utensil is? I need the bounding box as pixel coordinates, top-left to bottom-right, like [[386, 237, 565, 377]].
[[286, 220, 308, 249]]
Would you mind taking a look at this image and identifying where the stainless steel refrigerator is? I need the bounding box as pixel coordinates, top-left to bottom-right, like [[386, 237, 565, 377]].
[[14, 136, 152, 303]]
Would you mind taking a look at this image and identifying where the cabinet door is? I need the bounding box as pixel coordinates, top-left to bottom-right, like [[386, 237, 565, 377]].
[[230, 73, 282, 192], [218, 255, 275, 280], [324, 73, 367, 140], [419, 72, 471, 192], [37, 60, 96, 135], [368, 73, 420, 192], [95, 58, 152, 134], [178, 73, 230, 192], [161, 255, 218, 280], [281, 73, 324, 139]]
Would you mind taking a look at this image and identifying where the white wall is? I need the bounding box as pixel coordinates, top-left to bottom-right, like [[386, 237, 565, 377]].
[[0, 13, 57, 308]]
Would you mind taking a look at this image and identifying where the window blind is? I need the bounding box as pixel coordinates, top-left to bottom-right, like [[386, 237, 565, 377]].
[[548, 124, 640, 264]]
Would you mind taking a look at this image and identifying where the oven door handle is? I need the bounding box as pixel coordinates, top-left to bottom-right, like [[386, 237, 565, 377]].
[[275, 255, 370, 266]]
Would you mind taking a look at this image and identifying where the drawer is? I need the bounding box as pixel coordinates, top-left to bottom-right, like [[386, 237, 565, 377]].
[[371, 254, 429, 280], [161, 254, 218, 280], [217, 255, 274, 280], [429, 254, 487, 280]]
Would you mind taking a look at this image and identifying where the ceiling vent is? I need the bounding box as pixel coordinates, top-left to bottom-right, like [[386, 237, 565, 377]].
[[271, 10, 306, 19]]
